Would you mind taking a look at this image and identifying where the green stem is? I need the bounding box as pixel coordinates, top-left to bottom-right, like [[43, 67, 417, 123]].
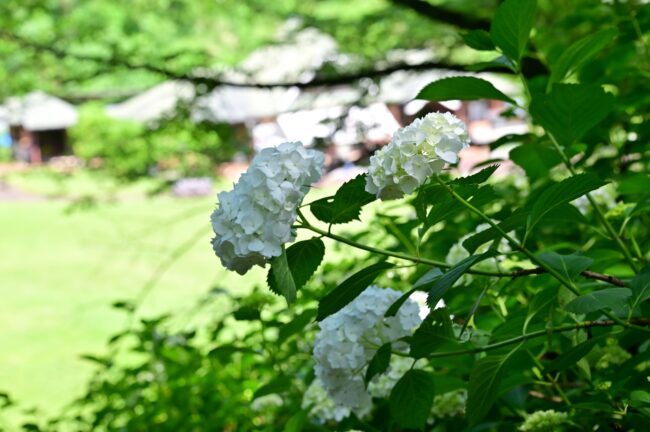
[[433, 175, 580, 296], [546, 133, 640, 272], [391, 319, 649, 360], [297, 222, 508, 277]]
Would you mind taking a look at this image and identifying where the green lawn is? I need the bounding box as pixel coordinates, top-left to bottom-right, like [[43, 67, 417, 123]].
[[0, 170, 268, 417]]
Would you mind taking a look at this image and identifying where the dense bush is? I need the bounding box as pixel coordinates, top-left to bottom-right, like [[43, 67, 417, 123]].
[[6, 0, 649, 431], [70, 104, 239, 180]]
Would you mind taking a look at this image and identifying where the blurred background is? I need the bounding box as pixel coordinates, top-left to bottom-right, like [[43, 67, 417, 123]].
[[0, 0, 644, 428]]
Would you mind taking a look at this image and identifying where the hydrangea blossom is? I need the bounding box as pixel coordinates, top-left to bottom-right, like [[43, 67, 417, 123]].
[[301, 379, 351, 423], [313, 286, 423, 417], [211, 142, 324, 274], [430, 389, 467, 421], [518, 410, 568, 431], [365, 112, 470, 200]]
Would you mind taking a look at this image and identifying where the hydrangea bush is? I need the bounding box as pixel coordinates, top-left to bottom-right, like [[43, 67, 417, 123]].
[[17, 1, 648, 431], [206, 0, 650, 430]]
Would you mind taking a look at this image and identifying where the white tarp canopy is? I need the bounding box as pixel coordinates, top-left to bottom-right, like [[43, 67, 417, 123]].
[[4, 92, 78, 131]]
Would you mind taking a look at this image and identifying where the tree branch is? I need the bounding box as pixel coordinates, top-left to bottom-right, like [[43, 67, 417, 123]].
[[512, 268, 627, 287], [0, 29, 524, 98], [390, 0, 490, 31]]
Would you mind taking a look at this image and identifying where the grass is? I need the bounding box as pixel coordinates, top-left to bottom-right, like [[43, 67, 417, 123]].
[[0, 170, 269, 418]]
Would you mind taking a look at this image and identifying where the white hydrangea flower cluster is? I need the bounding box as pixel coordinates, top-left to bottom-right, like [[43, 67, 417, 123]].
[[365, 112, 470, 200], [211, 142, 324, 274], [301, 379, 351, 423], [430, 389, 468, 420], [313, 286, 423, 417], [251, 393, 283, 412], [518, 410, 568, 431]]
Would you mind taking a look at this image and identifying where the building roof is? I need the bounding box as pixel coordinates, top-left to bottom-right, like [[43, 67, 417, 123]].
[[3, 92, 78, 131], [106, 81, 195, 123]]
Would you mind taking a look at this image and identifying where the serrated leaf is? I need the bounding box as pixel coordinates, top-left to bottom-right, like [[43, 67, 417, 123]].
[[268, 247, 297, 304], [253, 375, 292, 399], [317, 261, 394, 321], [451, 165, 500, 185], [278, 308, 317, 343], [310, 174, 375, 224], [536, 252, 593, 281], [530, 84, 615, 146], [268, 238, 325, 302], [385, 268, 443, 318], [467, 345, 521, 425], [427, 251, 497, 306], [389, 370, 435, 429], [630, 266, 650, 313], [490, 0, 537, 63], [565, 288, 633, 314], [364, 343, 392, 386], [462, 29, 496, 51], [550, 28, 618, 83], [527, 173, 607, 232], [417, 76, 516, 105], [410, 308, 458, 358]]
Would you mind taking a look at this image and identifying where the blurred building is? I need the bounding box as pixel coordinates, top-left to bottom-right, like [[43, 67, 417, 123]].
[[106, 27, 526, 171], [0, 92, 79, 163]]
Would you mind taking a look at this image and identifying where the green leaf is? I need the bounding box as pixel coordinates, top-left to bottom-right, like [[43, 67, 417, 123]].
[[385, 268, 443, 317], [527, 173, 607, 232], [544, 336, 605, 373], [284, 411, 307, 432], [417, 76, 516, 105], [565, 288, 633, 314], [451, 165, 500, 185], [427, 251, 497, 306], [530, 84, 615, 146], [629, 265, 650, 313], [536, 252, 593, 281], [277, 308, 317, 343], [524, 286, 558, 332], [364, 343, 392, 386], [410, 308, 458, 358], [268, 246, 298, 304], [466, 346, 521, 425], [630, 390, 650, 408], [232, 306, 261, 321], [510, 142, 563, 181], [310, 174, 375, 224], [463, 209, 528, 254], [389, 370, 435, 429], [268, 238, 325, 302], [490, 0, 537, 62], [426, 185, 498, 230], [618, 174, 650, 195], [253, 375, 292, 399], [550, 28, 618, 83], [317, 261, 394, 321], [462, 29, 496, 51]]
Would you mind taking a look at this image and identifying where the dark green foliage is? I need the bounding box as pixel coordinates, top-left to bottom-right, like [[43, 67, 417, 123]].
[[317, 261, 394, 321], [310, 175, 375, 224], [389, 370, 435, 429], [268, 238, 325, 303], [417, 76, 516, 105]]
